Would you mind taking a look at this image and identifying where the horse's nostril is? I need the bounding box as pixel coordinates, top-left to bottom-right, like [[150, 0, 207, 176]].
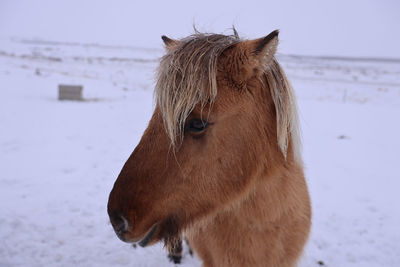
[[109, 211, 129, 235], [115, 216, 128, 234]]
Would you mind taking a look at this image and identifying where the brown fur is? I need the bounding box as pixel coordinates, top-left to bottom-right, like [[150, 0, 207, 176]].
[[108, 30, 311, 267]]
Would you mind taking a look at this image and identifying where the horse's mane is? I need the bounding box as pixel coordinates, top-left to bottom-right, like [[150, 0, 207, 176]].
[[155, 32, 240, 146], [155, 31, 301, 163], [265, 60, 301, 163]]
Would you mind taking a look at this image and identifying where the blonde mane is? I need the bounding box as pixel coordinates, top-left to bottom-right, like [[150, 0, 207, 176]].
[[266, 60, 302, 163], [155, 32, 301, 163], [155, 33, 239, 146]]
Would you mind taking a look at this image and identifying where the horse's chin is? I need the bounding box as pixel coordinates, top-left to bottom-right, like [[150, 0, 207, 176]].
[[116, 223, 161, 247], [118, 216, 182, 250], [136, 223, 160, 247]]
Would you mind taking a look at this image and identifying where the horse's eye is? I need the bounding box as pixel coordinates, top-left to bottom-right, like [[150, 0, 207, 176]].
[[185, 119, 209, 133]]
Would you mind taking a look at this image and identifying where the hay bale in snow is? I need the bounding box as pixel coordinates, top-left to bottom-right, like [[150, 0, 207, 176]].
[[58, 84, 83, 101]]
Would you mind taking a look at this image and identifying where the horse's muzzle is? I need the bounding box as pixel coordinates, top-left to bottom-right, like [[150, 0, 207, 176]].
[[108, 207, 160, 247], [108, 211, 129, 241]]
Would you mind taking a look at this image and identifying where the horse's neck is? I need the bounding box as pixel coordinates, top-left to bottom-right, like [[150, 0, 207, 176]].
[[186, 165, 307, 267]]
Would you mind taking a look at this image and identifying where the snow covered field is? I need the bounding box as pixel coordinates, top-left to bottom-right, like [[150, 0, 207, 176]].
[[1, 37, 400, 267]]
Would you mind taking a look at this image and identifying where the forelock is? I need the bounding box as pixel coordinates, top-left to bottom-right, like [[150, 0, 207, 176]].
[[155, 32, 240, 146]]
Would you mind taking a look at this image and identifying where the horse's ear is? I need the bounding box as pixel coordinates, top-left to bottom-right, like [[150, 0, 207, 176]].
[[161, 35, 179, 51], [247, 30, 279, 70]]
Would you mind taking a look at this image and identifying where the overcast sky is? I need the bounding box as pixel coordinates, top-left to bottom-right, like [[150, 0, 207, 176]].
[[1, 0, 399, 58]]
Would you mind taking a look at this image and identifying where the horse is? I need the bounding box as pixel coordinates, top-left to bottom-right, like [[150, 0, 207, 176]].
[[107, 29, 311, 267]]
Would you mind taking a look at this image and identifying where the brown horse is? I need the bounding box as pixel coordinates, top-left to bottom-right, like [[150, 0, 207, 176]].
[[108, 29, 311, 267]]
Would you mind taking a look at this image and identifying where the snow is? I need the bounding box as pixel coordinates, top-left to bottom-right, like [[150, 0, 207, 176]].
[[1, 35, 400, 266]]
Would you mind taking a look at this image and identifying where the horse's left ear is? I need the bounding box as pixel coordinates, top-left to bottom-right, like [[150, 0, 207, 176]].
[[161, 35, 179, 52], [247, 30, 279, 70]]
